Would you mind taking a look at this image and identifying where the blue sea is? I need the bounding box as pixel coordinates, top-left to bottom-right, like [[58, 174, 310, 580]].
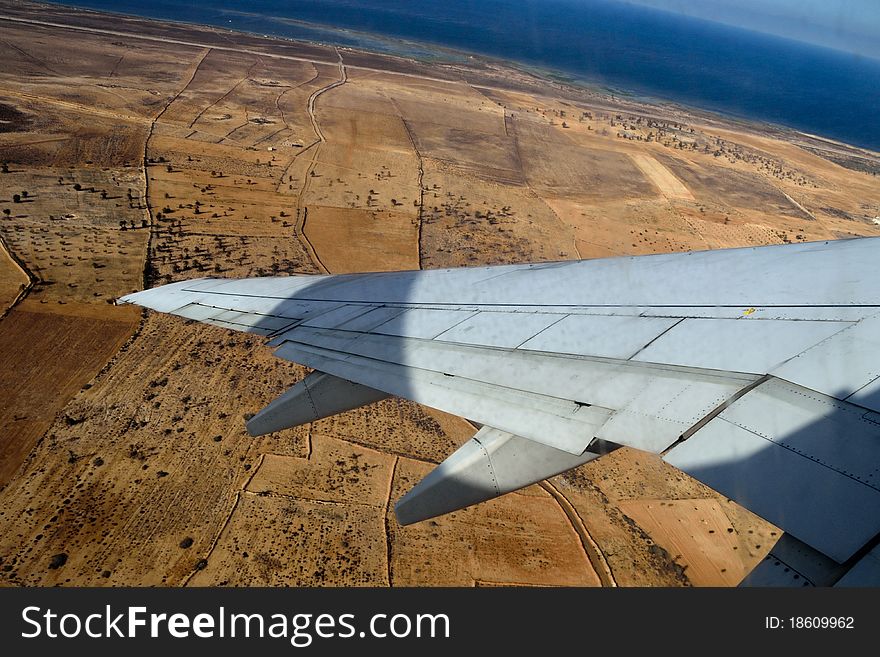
[[47, 0, 880, 151]]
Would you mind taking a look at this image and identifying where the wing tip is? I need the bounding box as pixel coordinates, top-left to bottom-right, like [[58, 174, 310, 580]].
[[113, 278, 215, 312]]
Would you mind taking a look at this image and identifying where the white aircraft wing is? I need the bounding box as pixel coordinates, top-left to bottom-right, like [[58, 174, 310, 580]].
[[119, 237, 880, 586]]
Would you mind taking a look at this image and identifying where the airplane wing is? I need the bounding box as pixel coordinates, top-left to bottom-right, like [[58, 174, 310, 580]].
[[118, 237, 880, 586]]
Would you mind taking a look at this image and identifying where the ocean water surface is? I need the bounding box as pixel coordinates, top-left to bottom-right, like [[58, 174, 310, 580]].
[[45, 0, 880, 150]]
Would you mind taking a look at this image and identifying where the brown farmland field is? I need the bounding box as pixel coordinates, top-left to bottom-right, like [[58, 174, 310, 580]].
[[0, 300, 139, 487]]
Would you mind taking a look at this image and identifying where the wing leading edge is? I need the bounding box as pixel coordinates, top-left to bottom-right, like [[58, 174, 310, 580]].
[[119, 238, 880, 586]]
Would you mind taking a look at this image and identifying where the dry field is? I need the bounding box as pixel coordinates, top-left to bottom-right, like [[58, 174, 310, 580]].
[[0, 300, 139, 488], [1, 0, 880, 588], [303, 206, 418, 273]]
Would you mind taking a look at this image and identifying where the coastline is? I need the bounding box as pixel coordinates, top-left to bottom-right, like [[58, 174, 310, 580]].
[[29, 0, 879, 155], [5, 0, 875, 179]]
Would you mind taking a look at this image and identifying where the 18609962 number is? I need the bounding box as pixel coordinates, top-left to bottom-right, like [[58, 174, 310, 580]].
[[790, 617, 854, 629]]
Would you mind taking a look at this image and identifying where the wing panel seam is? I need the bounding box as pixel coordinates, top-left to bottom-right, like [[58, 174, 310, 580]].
[[716, 415, 880, 493], [662, 374, 772, 454]]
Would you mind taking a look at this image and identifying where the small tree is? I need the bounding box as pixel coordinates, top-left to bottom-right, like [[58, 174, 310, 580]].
[[73, 183, 82, 191], [12, 194, 21, 203], [2, 208, 10, 217], [119, 220, 128, 230]]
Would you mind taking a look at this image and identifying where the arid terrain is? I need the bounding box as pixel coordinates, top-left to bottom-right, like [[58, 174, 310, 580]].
[[1, 0, 879, 587]]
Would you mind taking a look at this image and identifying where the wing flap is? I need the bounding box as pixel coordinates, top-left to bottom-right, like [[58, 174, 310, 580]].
[[275, 325, 757, 407], [274, 339, 612, 455], [271, 324, 757, 454], [665, 378, 880, 562]]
